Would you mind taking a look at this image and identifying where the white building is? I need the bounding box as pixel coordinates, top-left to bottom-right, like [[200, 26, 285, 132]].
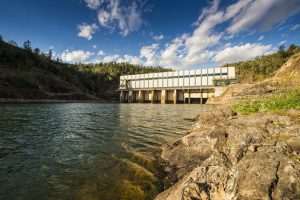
[[119, 66, 236, 104]]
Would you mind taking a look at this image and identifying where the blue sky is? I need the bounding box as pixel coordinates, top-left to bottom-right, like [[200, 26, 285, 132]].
[[0, 0, 300, 69]]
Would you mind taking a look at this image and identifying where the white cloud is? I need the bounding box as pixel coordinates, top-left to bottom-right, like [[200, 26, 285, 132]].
[[193, 0, 220, 26], [61, 50, 94, 63], [290, 24, 300, 30], [214, 43, 272, 64], [78, 0, 298, 68], [153, 0, 251, 68], [98, 50, 105, 56], [98, 10, 111, 28], [140, 43, 159, 66], [153, 34, 164, 41], [102, 54, 120, 63], [84, 0, 102, 10], [77, 23, 98, 40], [93, 45, 97, 49], [116, 55, 143, 65], [279, 40, 286, 45], [100, 54, 143, 65], [258, 35, 264, 41], [97, 0, 142, 36], [227, 0, 300, 33]]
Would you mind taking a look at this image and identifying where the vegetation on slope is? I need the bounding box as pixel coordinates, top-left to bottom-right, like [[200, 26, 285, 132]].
[[231, 89, 300, 115], [223, 44, 300, 83], [0, 36, 171, 100]]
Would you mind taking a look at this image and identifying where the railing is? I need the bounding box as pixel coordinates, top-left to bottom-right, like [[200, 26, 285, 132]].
[[213, 78, 239, 86]]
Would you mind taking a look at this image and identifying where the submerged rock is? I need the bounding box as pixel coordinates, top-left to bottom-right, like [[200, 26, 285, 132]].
[[155, 108, 300, 200]]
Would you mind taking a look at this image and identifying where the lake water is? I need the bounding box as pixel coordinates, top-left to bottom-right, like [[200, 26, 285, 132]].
[[0, 103, 213, 200]]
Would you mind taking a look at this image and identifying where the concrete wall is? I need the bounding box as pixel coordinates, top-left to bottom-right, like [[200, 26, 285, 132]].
[[119, 67, 235, 90]]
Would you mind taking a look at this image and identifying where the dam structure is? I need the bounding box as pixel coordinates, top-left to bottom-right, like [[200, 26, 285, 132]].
[[118, 66, 236, 104]]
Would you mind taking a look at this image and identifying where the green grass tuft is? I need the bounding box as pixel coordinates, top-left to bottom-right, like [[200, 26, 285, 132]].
[[231, 89, 300, 115]]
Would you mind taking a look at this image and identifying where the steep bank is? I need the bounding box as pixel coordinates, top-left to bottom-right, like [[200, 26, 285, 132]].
[[155, 54, 300, 199], [207, 52, 300, 105]]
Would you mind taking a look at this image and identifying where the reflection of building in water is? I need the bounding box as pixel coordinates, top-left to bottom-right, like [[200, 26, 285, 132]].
[[118, 66, 237, 104]]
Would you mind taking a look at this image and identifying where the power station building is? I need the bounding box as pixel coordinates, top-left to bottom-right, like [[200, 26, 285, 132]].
[[118, 66, 236, 104]]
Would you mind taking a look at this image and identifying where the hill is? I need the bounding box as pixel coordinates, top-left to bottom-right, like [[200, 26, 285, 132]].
[[0, 37, 171, 101], [208, 51, 300, 105], [224, 44, 300, 83]]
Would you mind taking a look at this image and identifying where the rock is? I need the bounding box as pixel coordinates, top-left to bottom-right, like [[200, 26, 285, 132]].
[[248, 145, 255, 152], [155, 108, 300, 200], [287, 136, 300, 153]]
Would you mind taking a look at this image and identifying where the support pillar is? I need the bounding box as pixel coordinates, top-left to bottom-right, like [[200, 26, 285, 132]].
[[161, 90, 166, 104], [200, 90, 203, 104], [188, 90, 191, 104], [173, 90, 177, 104], [138, 90, 144, 103], [151, 90, 155, 103], [120, 91, 124, 103], [128, 91, 133, 103]]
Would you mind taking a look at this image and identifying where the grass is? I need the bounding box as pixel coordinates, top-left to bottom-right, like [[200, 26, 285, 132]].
[[231, 89, 300, 115]]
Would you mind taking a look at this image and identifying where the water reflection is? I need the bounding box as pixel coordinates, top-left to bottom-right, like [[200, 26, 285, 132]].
[[0, 103, 213, 199]]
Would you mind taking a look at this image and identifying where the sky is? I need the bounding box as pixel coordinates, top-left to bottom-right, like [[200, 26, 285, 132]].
[[0, 0, 300, 69]]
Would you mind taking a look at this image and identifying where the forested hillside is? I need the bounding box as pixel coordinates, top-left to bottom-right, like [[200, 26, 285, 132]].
[[0, 36, 171, 100]]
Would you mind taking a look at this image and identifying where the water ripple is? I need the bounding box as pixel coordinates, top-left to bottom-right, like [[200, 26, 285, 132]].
[[0, 103, 214, 199]]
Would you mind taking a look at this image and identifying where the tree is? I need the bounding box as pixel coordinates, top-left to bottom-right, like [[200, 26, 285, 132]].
[[46, 49, 53, 60], [279, 44, 285, 52], [34, 48, 40, 55], [23, 40, 32, 51], [0, 35, 3, 42], [278, 44, 288, 58], [8, 40, 18, 46]]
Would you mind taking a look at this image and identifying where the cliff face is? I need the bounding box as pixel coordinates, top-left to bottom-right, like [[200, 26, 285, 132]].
[[155, 108, 300, 200], [155, 54, 300, 200]]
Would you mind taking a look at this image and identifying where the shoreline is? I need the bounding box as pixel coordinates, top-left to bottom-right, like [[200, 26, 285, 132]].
[[0, 98, 119, 104]]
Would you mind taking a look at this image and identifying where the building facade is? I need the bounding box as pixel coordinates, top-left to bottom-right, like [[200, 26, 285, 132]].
[[118, 66, 236, 104]]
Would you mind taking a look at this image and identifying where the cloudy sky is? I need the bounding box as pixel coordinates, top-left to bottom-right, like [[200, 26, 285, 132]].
[[1, 0, 300, 69]]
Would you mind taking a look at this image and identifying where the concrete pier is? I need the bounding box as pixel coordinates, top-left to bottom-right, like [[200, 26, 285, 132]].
[[161, 90, 166, 104], [173, 90, 177, 104], [138, 90, 144, 103]]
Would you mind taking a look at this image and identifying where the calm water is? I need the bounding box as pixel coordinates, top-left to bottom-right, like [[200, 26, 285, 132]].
[[0, 103, 213, 200]]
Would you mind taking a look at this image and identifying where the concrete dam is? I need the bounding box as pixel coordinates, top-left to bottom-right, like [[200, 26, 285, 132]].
[[118, 66, 236, 104]]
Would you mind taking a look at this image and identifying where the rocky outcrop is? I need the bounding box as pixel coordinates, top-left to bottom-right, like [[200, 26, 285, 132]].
[[155, 108, 300, 200]]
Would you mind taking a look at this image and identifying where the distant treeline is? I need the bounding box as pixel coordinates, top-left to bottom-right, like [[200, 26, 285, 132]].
[[223, 44, 300, 83], [0, 35, 171, 99]]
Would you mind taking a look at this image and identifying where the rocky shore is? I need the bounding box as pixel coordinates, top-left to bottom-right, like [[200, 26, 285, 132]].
[[155, 54, 300, 200], [155, 108, 300, 200]]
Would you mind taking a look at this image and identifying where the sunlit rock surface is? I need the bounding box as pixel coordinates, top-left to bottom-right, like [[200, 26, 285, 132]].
[[155, 108, 300, 200]]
